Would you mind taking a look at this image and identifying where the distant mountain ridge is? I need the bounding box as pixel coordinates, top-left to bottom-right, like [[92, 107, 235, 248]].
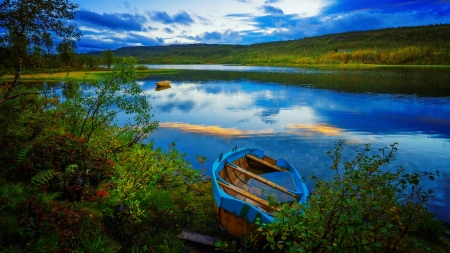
[[90, 24, 450, 65]]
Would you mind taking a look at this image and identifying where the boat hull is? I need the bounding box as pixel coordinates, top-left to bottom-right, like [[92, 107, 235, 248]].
[[212, 148, 308, 238], [155, 80, 171, 87], [214, 202, 257, 238]]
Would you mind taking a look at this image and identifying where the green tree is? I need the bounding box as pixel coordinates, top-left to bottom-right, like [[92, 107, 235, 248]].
[[57, 40, 77, 67], [78, 54, 99, 69], [102, 48, 114, 69], [42, 32, 53, 55], [0, 0, 81, 104], [60, 57, 158, 146]]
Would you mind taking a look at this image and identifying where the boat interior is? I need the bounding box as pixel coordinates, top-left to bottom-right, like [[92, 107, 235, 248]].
[[218, 154, 299, 214]]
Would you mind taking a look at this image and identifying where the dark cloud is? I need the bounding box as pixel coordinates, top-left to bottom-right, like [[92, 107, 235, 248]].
[[252, 14, 298, 29], [322, 0, 446, 15], [202, 31, 222, 41], [164, 27, 174, 33], [264, 0, 281, 3], [238, 30, 283, 44], [76, 32, 162, 52], [75, 10, 146, 31], [262, 5, 284, 15], [224, 13, 253, 18], [189, 29, 242, 43], [268, 6, 450, 41], [195, 14, 212, 25], [149, 11, 194, 25]]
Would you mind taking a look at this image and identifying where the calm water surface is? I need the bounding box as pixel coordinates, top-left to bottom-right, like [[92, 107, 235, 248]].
[[135, 65, 450, 222]]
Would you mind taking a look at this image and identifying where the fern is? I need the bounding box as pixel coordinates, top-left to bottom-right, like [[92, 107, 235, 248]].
[[65, 164, 78, 174], [31, 170, 61, 187], [16, 146, 30, 166]]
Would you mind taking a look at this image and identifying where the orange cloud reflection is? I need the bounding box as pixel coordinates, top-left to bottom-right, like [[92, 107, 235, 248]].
[[286, 123, 343, 136], [159, 122, 273, 137]]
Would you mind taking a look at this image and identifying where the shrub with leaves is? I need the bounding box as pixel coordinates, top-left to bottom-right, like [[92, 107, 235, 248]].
[[102, 141, 202, 222], [60, 57, 158, 146], [260, 141, 441, 253]]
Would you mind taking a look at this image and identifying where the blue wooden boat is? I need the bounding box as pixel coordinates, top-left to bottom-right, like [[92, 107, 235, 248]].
[[212, 148, 308, 238]]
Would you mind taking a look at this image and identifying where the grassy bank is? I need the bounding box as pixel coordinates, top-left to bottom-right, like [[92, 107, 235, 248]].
[[2, 69, 179, 83]]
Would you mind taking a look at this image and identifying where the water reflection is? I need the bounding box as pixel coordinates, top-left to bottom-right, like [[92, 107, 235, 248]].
[[159, 122, 274, 137], [287, 124, 343, 136], [135, 68, 450, 222], [155, 86, 171, 91], [143, 65, 450, 97]]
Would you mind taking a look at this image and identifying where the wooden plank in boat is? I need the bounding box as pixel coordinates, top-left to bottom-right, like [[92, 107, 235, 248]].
[[263, 155, 277, 164], [218, 181, 280, 212], [246, 154, 287, 172], [225, 164, 299, 199], [177, 230, 218, 246]]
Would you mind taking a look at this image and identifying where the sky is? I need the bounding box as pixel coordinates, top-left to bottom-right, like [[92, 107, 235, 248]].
[[71, 0, 450, 52]]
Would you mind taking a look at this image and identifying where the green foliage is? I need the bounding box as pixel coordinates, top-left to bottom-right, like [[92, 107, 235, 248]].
[[57, 40, 77, 67], [76, 229, 121, 253], [31, 169, 61, 187], [78, 53, 100, 69], [103, 141, 201, 222], [15, 147, 30, 166], [147, 189, 176, 212], [60, 57, 158, 145], [0, 183, 115, 252], [101, 49, 115, 69], [259, 141, 442, 253]]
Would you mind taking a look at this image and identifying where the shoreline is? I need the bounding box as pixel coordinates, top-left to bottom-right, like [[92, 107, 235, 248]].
[[2, 63, 450, 83]]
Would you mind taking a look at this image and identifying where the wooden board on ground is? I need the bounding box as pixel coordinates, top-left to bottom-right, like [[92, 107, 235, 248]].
[[177, 230, 218, 247]]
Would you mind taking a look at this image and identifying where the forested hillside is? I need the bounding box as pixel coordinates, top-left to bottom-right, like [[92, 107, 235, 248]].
[[93, 24, 450, 65]]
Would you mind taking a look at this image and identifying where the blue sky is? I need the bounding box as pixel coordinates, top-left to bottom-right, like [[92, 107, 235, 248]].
[[72, 0, 450, 52]]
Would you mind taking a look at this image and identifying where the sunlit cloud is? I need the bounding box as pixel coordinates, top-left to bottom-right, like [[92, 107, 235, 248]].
[[286, 123, 343, 136], [159, 122, 274, 137]]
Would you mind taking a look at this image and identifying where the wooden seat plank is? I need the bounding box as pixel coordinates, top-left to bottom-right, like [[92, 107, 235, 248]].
[[225, 163, 299, 199], [218, 181, 280, 212], [246, 154, 287, 172]]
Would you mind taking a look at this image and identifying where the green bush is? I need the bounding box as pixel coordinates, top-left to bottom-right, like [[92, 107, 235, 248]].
[[260, 141, 441, 253]]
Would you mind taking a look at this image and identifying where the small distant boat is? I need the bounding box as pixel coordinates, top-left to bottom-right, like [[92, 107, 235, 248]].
[[155, 80, 171, 87], [212, 148, 308, 238]]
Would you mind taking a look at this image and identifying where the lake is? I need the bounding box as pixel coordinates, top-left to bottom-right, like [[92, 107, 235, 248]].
[[135, 64, 450, 222]]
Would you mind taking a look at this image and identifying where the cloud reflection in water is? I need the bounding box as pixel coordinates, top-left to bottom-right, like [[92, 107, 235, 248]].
[[159, 122, 274, 137]]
